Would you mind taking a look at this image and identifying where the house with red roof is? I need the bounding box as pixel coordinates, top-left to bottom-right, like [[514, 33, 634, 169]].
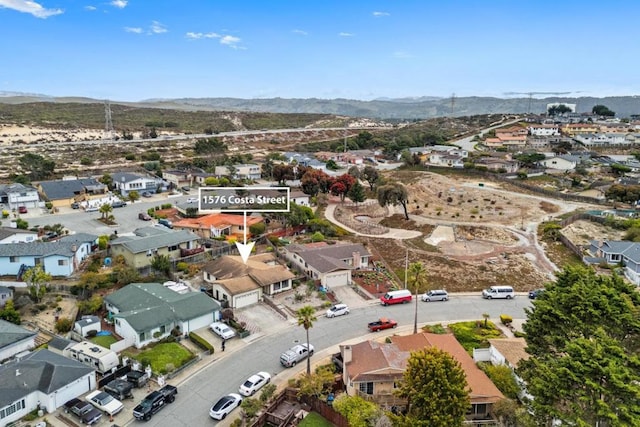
[[173, 213, 263, 240], [340, 332, 504, 423]]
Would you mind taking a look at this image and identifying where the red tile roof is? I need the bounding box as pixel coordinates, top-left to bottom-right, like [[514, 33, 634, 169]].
[[173, 213, 262, 229]]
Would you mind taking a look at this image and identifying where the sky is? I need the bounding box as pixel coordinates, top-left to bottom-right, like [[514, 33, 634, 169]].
[[1, 0, 639, 102]]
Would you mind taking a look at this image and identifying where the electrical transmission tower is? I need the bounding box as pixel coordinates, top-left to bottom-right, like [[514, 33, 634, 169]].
[[450, 93, 456, 117], [104, 100, 114, 140]]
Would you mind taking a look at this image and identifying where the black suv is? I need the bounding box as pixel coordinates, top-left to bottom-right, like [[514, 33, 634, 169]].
[[64, 398, 102, 425]]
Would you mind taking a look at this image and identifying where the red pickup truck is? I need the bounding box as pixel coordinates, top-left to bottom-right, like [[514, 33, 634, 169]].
[[368, 317, 398, 332]]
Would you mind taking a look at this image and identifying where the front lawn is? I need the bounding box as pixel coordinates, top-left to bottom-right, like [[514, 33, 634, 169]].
[[123, 342, 195, 375], [448, 320, 504, 353], [299, 412, 333, 427]]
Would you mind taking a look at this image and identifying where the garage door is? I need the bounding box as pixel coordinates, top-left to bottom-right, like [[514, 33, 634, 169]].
[[189, 314, 214, 331], [234, 291, 260, 309], [324, 272, 349, 287]]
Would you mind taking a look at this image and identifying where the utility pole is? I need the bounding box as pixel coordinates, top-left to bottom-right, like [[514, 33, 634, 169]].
[[403, 249, 408, 289], [104, 100, 114, 141]]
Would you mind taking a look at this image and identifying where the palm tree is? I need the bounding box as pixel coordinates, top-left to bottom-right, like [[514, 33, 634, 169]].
[[408, 261, 427, 334], [98, 203, 113, 221], [296, 305, 317, 375]]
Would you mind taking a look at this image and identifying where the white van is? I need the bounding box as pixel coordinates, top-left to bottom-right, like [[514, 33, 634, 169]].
[[482, 286, 515, 299]]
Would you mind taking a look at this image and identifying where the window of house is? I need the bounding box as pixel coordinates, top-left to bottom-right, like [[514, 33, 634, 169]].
[[168, 245, 178, 251], [9, 256, 18, 263], [469, 403, 487, 415], [358, 382, 373, 395], [58, 259, 68, 266], [139, 332, 146, 342], [0, 399, 25, 419], [160, 325, 166, 334]]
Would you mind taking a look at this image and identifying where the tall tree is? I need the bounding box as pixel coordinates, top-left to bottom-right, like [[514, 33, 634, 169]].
[[391, 347, 470, 427], [0, 299, 21, 324], [151, 254, 172, 278], [296, 305, 317, 376], [333, 394, 381, 427], [23, 264, 51, 303], [19, 153, 55, 180], [362, 165, 379, 191], [377, 183, 410, 220], [347, 165, 361, 179], [518, 266, 640, 425], [592, 104, 615, 117], [347, 181, 366, 206], [330, 174, 356, 202], [99, 203, 113, 221], [272, 164, 295, 185], [407, 262, 427, 333], [301, 169, 331, 197]]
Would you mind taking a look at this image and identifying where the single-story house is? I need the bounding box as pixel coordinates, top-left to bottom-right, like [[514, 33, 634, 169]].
[[202, 253, 296, 308], [0, 319, 36, 362], [0, 349, 96, 426], [341, 332, 504, 423], [0, 227, 38, 244], [111, 172, 166, 197], [0, 183, 42, 211], [586, 240, 640, 285], [528, 124, 560, 136], [0, 233, 97, 277], [214, 164, 261, 180], [104, 283, 221, 349], [0, 286, 13, 308], [539, 154, 579, 171], [109, 226, 201, 270], [486, 338, 530, 369], [290, 191, 310, 207], [37, 178, 107, 208], [173, 213, 263, 240], [163, 169, 201, 189], [283, 242, 371, 287], [74, 316, 101, 338], [475, 157, 519, 173]]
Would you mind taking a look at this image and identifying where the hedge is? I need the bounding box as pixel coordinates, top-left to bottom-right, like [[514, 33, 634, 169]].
[[189, 332, 214, 353]]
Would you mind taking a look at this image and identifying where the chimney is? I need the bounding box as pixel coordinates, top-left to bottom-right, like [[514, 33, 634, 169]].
[[343, 345, 352, 364], [352, 252, 360, 269]]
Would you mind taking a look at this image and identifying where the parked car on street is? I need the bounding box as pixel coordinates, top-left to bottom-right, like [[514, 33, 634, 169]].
[[186, 197, 198, 204], [422, 290, 449, 302], [71, 202, 80, 209], [210, 322, 236, 340], [209, 393, 242, 420], [368, 317, 397, 332], [138, 212, 152, 221], [325, 303, 350, 318], [142, 191, 153, 198], [280, 343, 314, 368], [85, 390, 124, 416], [239, 371, 271, 396], [111, 200, 127, 208], [528, 288, 545, 299], [132, 385, 177, 421], [158, 218, 173, 229]]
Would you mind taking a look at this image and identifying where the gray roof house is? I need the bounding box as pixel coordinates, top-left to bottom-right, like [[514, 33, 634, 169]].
[[0, 232, 97, 277], [283, 242, 371, 287], [0, 319, 36, 362], [105, 283, 221, 349], [0, 286, 13, 308], [0, 183, 41, 210], [109, 226, 201, 270], [111, 172, 167, 197], [586, 240, 640, 285], [74, 315, 101, 337], [0, 227, 38, 244], [0, 349, 96, 426], [37, 178, 106, 202]]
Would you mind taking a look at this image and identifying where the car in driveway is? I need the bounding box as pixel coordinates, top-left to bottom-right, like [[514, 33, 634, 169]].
[[18, 206, 27, 214], [142, 191, 153, 198], [64, 398, 102, 425], [209, 322, 236, 340], [186, 197, 198, 204], [85, 390, 124, 416], [138, 212, 152, 221], [239, 371, 271, 396], [421, 290, 449, 302], [111, 200, 127, 208], [209, 393, 242, 420], [71, 202, 80, 209], [325, 303, 350, 318]]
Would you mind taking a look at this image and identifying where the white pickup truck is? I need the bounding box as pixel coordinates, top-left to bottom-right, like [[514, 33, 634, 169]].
[[280, 343, 314, 368]]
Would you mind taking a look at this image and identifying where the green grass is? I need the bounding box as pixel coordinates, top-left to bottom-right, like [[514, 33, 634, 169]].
[[123, 342, 195, 375], [298, 412, 334, 427], [90, 335, 117, 348], [448, 320, 504, 353]]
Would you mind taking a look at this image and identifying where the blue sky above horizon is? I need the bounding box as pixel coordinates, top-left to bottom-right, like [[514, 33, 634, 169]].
[[1, 0, 639, 102]]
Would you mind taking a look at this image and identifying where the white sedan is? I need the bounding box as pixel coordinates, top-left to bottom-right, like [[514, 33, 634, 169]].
[[239, 371, 271, 396], [85, 390, 124, 416], [209, 322, 236, 340], [209, 393, 242, 420]]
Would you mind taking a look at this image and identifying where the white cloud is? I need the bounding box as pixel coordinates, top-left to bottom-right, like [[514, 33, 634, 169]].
[[110, 0, 127, 8], [84, 5, 96, 11], [150, 21, 167, 34], [186, 32, 220, 40], [338, 32, 354, 37], [372, 11, 390, 17], [0, 0, 63, 18], [220, 35, 241, 47], [124, 27, 143, 34], [393, 51, 414, 59], [292, 29, 308, 36]]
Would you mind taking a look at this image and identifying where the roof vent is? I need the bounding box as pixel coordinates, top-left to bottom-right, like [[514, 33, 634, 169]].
[[90, 347, 100, 353]]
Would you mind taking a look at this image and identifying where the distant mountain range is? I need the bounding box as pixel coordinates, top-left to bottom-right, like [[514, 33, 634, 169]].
[[2, 92, 639, 120]]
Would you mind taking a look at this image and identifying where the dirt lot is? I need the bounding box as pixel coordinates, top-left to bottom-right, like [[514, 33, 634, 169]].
[[335, 171, 606, 293]]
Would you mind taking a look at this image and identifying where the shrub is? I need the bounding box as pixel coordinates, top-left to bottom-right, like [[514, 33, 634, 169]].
[[500, 314, 513, 326], [259, 383, 277, 403], [176, 262, 189, 273], [189, 332, 214, 353], [55, 317, 73, 333]]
